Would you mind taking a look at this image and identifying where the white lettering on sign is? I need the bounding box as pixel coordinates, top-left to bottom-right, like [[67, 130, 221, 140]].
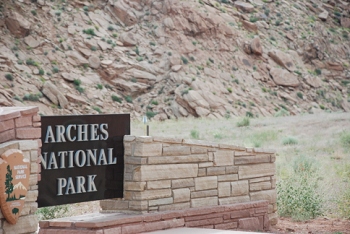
[[57, 175, 97, 196], [44, 124, 109, 143], [41, 148, 116, 170]]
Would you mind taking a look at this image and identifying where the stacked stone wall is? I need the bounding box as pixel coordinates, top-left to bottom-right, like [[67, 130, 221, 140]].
[[101, 136, 277, 224], [0, 107, 41, 234]]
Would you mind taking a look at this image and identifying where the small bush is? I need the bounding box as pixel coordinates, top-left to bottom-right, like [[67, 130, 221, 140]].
[[5, 74, 13, 81], [26, 58, 37, 66], [208, 58, 214, 64], [23, 93, 42, 102], [52, 66, 59, 73], [39, 68, 45, 76], [227, 87, 232, 93], [246, 111, 254, 118], [146, 111, 157, 119], [125, 96, 132, 103], [274, 108, 290, 117], [151, 100, 159, 105], [96, 84, 103, 89], [181, 56, 188, 64], [36, 205, 69, 220], [190, 129, 200, 139], [250, 16, 259, 23], [282, 136, 298, 145], [92, 106, 102, 113], [75, 86, 84, 93], [91, 46, 97, 51], [111, 95, 122, 103], [236, 117, 250, 127], [73, 79, 82, 86], [31, 10, 37, 16], [315, 68, 322, 75], [107, 25, 114, 31], [83, 28, 96, 36], [149, 41, 156, 46], [297, 92, 303, 99]]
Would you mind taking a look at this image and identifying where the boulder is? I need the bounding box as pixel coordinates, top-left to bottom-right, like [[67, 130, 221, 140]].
[[326, 61, 343, 71], [269, 68, 300, 87], [24, 35, 40, 48], [318, 11, 328, 21], [66, 51, 89, 65], [5, 12, 31, 37], [112, 78, 148, 94], [119, 32, 137, 46], [65, 93, 88, 105], [89, 55, 101, 69], [268, 50, 296, 72], [341, 17, 350, 28], [109, 0, 138, 26], [250, 37, 263, 56], [234, 1, 255, 13], [304, 75, 322, 88], [241, 20, 258, 32], [42, 81, 69, 108]]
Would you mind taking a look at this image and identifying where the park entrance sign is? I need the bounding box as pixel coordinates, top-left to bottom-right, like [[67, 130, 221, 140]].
[[38, 114, 130, 207]]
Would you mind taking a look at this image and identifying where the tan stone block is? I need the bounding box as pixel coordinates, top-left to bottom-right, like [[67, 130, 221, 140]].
[[31, 162, 38, 173], [253, 148, 275, 154], [134, 164, 198, 181], [0, 129, 15, 143], [269, 213, 278, 225], [21, 202, 31, 216], [218, 174, 238, 182], [100, 199, 129, 210], [30, 185, 38, 190], [148, 154, 208, 164], [129, 200, 148, 211], [124, 135, 136, 142], [191, 189, 217, 199], [250, 181, 271, 191], [207, 166, 226, 176], [218, 182, 230, 197], [235, 154, 271, 165], [198, 168, 206, 177], [124, 142, 132, 156], [0, 119, 14, 132], [214, 150, 234, 166], [3, 214, 38, 233], [159, 202, 190, 211], [124, 182, 146, 191], [136, 136, 153, 142], [16, 127, 41, 139], [191, 197, 218, 208], [134, 142, 162, 156], [238, 217, 262, 231], [172, 178, 194, 188], [250, 176, 270, 183], [163, 145, 191, 156], [147, 180, 171, 189], [235, 151, 255, 156], [30, 202, 38, 214], [226, 166, 239, 174], [29, 174, 38, 186], [124, 156, 147, 165], [15, 115, 33, 128], [30, 150, 38, 162], [191, 146, 207, 154], [153, 136, 182, 143], [231, 180, 249, 196], [149, 197, 173, 207], [173, 188, 190, 203], [250, 190, 276, 203], [208, 152, 214, 161], [219, 144, 246, 151], [271, 175, 276, 188], [133, 189, 171, 200], [238, 163, 275, 179], [23, 151, 30, 160], [199, 162, 213, 168], [26, 190, 38, 202], [271, 154, 276, 162], [219, 196, 250, 205], [195, 176, 217, 191]]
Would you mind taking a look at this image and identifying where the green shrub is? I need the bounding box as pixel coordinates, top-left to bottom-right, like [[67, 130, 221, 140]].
[[190, 129, 200, 139], [111, 95, 122, 103], [125, 96, 132, 103], [181, 56, 188, 64], [151, 100, 158, 105], [146, 111, 157, 119], [83, 28, 96, 36], [297, 92, 303, 99], [91, 46, 97, 51], [92, 106, 102, 113], [149, 41, 156, 46], [282, 136, 298, 145], [31, 10, 37, 16], [274, 109, 290, 117], [236, 117, 250, 127], [315, 68, 322, 75], [5, 73, 13, 81], [39, 68, 45, 76], [26, 58, 38, 66], [246, 111, 254, 118], [23, 93, 42, 102], [107, 25, 114, 31], [277, 155, 323, 220], [250, 16, 259, 22], [36, 205, 69, 220], [73, 79, 82, 86], [75, 86, 84, 93], [96, 84, 103, 89], [52, 66, 59, 73], [248, 130, 278, 148], [227, 87, 232, 93]]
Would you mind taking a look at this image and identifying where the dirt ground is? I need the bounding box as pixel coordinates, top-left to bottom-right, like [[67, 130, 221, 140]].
[[270, 217, 350, 234]]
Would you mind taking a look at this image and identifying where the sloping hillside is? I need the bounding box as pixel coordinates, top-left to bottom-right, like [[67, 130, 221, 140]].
[[0, 0, 349, 119]]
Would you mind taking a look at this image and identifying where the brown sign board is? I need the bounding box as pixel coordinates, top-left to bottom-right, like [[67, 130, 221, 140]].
[[38, 114, 130, 207], [0, 149, 30, 224]]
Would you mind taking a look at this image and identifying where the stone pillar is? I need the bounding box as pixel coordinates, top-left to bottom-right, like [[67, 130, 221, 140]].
[[0, 107, 41, 234]]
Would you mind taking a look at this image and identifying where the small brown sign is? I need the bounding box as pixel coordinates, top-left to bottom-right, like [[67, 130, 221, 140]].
[[0, 149, 30, 224]]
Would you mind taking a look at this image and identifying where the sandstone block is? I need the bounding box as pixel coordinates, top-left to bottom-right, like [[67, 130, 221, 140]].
[[191, 146, 207, 154], [191, 189, 217, 199], [133, 143, 162, 156], [129, 200, 148, 211], [239, 217, 262, 231], [31, 150, 38, 162], [207, 167, 226, 176], [149, 197, 173, 207], [133, 189, 171, 200], [191, 197, 218, 208], [235, 154, 271, 165], [195, 176, 217, 191], [238, 163, 275, 179], [218, 174, 238, 182], [159, 202, 190, 211], [198, 168, 206, 177], [0, 129, 15, 143], [124, 156, 147, 165], [100, 200, 129, 210], [134, 164, 198, 181], [0, 119, 14, 132], [250, 190, 276, 204], [153, 136, 182, 144], [219, 196, 250, 205], [250, 176, 270, 183], [231, 180, 249, 196], [147, 180, 171, 189], [214, 150, 234, 166], [172, 178, 194, 188], [173, 188, 190, 203], [218, 182, 230, 197], [148, 154, 208, 164], [15, 115, 33, 128], [16, 127, 41, 139], [124, 135, 136, 142], [124, 182, 146, 191], [199, 162, 213, 168], [163, 145, 191, 156], [3, 214, 38, 233], [215, 222, 238, 230], [26, 190, 38, 202], [250, 181, 271, 191]]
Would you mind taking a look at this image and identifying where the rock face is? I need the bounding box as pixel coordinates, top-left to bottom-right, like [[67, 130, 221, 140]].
[[234, 1, 255, 13], [5, 12, 31, 37], [269, 68, 300, 87], [42, 82, 68, 108], [268, 50, 296, 72]]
